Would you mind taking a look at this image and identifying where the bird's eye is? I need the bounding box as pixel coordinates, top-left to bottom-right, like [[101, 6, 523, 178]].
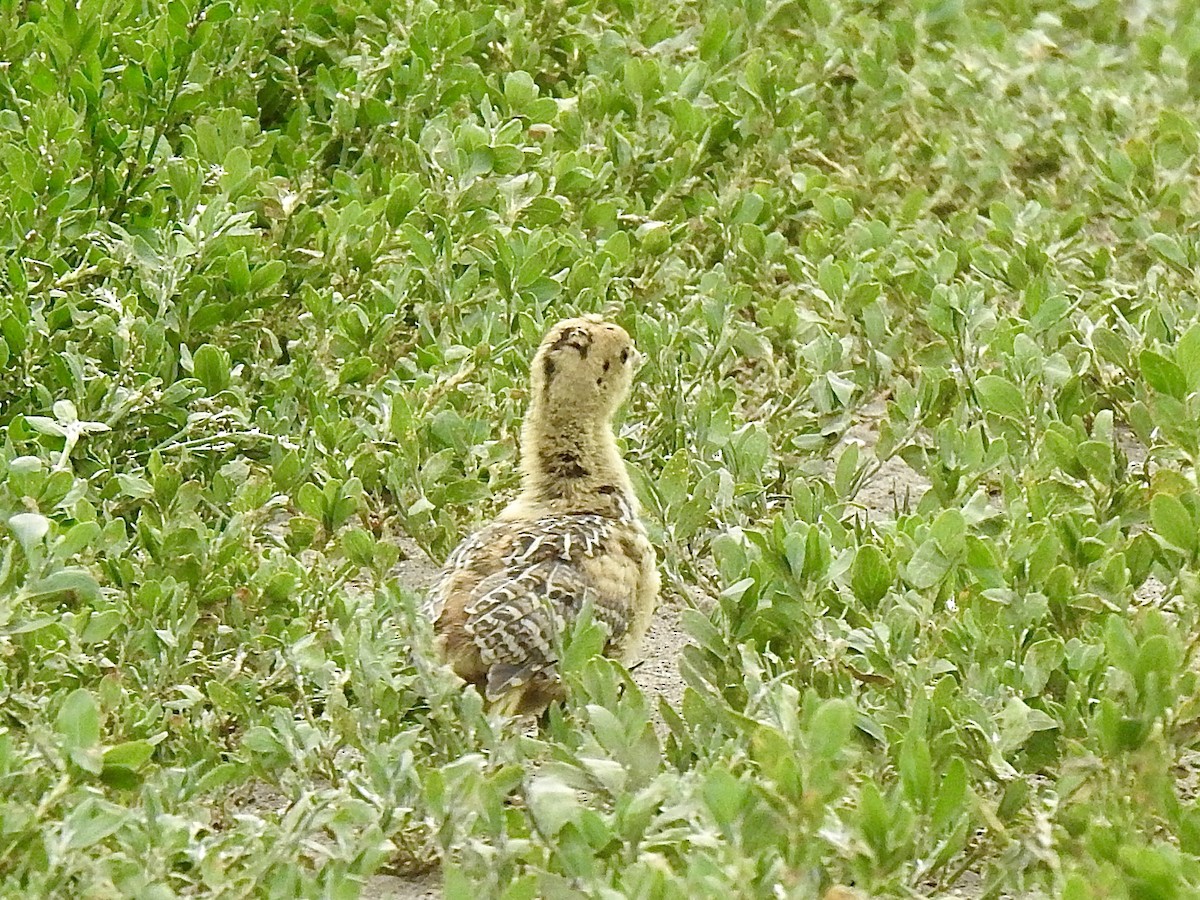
[[620, 349, 630, 364]]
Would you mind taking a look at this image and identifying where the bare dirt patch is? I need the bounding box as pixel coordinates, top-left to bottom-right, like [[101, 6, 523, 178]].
[[363, 872, 442, 900], [840, 398, 932, 519]]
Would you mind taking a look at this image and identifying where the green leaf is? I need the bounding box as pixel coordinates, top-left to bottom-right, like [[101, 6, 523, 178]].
[[296, 482, 325, 520], [1146, 232, 1189, 271], [1151, 493, 1197, 554], [521, 196, 564, 226], [931, 757, 968, 832], [561, 600, 607, 673], [850, 544, 892, 609], [242, 726, 284, 755], [226, 248, 251, 293], [338, 356, 374, 384], [1076, 440, 1112, 482], [527, 774, 580, 837], [7, 512, 50, 553], [503, 70, 537, 108], [808, 699, 854, 758], [997, 697, 1057, 754], [905, 539, 952, 589], [340, 527, 376, 568], [834, 441, 859, 497], [636, 221, 671, 254], [63, 797, 127, 850], [974, 375, 1025, 420], [702, 767, 742, 824], [24, 568, 101, 602], [193, 343, 231, 394], [57, 688, 100, 749], [930, 508, 966, 558], [699, 6, 729, 60], [250, 259, 286, 292], [1022, 639, 1065, 695], [23, 415, 67, 437], [1177, 323, 1200, 393], [1139, 349, 1187, 399], [103, 740, 155, 770], [443, 865, 474, 900], [81, 609, 123, 643], [857, 779, 891, 856], [899, 735, 932, 808], [117, 473, 154, 499]]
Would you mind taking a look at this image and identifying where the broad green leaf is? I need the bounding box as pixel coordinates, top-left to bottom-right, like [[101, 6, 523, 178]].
[[974, 375, 1025, 420], [57, 688, 100, 749], [296, 483, 325, 520], [52, 400, 78, 423], [527, 774, 580, 837], [997, 697, 1057, 754], [850, 545, 892, 609], [905, 539, 952, 589], [834, 441, 859, 497], [63, 798, 127, 850], [931, 508, 966, 558], [81, 609, 122, 643], [561, 600, 606, 673], [899, 735, 932, 808], [193, 343, 231, 394], [242, 726, 284, 755], [1151, 492, 1197, 554], [8, 512, 49, 553], [699, 6, 729, 60], [931, 757, 968, 832], [1139, 350, 1187, 399], [504, 71, 537, 108], [808, 699, 854, 758], [117, 473, 154, 499], [103, 740, 155, 770], [250, 259, 286, 292], [1178, 323, 1200, 393], [23, 415, 66, 437], [857, 779, 891, 856], [1146, 232, 1189, 271], [23, 567, 101, 602], [702, 767, 742, 824]]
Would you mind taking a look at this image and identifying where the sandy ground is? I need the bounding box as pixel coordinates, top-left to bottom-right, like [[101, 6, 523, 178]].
[[841, 399, 930, 519], [364, 872, 442, 900]]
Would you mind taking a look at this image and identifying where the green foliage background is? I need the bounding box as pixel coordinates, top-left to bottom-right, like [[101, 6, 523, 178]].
[[4, 0, 1200, 896]]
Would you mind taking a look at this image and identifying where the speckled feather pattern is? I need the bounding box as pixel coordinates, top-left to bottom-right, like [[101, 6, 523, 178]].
[[426, 510, 655, 704]]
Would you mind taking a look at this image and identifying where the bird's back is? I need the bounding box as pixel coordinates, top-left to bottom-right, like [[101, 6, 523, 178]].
[[426, 510, 658, 714]]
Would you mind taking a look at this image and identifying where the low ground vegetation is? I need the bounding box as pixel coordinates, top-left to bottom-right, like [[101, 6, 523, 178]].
[[3, 0, 1200, 896]]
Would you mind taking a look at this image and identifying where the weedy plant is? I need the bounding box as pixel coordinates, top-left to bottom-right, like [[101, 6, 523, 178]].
[[4, 0, 1200, 896]]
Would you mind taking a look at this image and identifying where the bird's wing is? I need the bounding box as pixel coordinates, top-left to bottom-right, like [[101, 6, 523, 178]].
[[432, 514, 633, 699], [422, 527, 487, 621], [465, 559, 589, 698]]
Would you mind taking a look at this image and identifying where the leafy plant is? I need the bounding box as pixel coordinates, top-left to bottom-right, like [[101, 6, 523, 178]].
[[4, 0, 1200, 895]]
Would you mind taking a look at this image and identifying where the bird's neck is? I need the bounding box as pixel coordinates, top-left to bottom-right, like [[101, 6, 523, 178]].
[[514, 406, 637, 516]]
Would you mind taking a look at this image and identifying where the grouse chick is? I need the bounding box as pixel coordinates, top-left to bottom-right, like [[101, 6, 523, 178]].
[[424, 315, 660, 715]]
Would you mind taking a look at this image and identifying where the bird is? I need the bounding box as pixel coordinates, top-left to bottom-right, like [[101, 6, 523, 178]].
[[423, 315, 660, 715], [822, 887, 866, 900]]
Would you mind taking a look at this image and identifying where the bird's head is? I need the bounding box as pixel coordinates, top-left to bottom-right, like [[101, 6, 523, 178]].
[[530, 315, 641, 421]]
